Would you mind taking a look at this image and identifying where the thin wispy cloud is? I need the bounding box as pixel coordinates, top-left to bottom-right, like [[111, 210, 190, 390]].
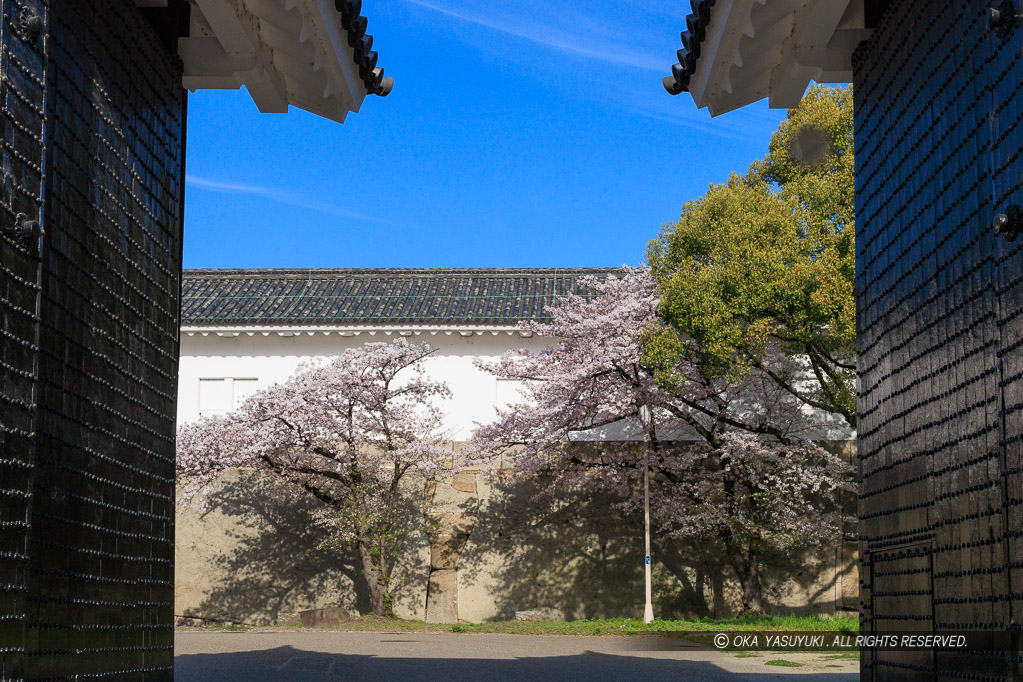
[[185, 175, 392, 224], [403, 0, 666, 72], [625, 104, 774, 142], [400, 0, 785, 143]]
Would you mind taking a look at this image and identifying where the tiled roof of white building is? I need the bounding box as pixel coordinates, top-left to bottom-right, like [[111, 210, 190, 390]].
[[181, 268, 619, 326]]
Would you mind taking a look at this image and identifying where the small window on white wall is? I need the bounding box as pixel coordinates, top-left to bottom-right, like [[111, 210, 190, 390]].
[[198, 378, 259, 416], [198, 379, 230, 415]]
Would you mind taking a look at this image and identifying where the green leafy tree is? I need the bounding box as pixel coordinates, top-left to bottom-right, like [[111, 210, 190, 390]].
[[646, 85, 856, 428]]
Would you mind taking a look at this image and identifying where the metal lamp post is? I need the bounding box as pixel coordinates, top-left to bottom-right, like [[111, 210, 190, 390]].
[[639, 404, 655, 624]]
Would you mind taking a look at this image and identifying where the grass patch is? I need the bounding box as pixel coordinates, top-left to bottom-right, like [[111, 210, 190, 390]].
[[708, 613, 858, 632], [187, 624, 253, 632], [273, 612, 858, 636], [176, 612, 859, 637], [765, 659, 804, 667], [824, 653, 859, 660], [734, 653, 761, 658]]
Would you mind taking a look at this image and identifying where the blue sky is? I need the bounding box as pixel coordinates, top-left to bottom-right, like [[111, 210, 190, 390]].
[[183, 0, 787, 269]]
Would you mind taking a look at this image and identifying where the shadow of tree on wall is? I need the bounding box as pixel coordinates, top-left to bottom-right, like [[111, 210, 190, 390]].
[[179, 463, 848, 625], [182, 471, 373, 624], [457, 474, 714, 620], [458, 469, 845, 621]]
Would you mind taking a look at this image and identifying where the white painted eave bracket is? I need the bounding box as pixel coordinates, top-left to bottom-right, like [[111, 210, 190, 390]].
[[689, 0, 869, 116], [170, 0, 368, 123]]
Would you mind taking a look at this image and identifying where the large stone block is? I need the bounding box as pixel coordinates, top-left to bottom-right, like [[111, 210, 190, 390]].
[[299, 607, 352, 628], [451, 472, 477, 494], [426, 481, 478, 510], [175, 471, 362, 626], [424, 569, 459, 623], [429, 533, 470, 570]]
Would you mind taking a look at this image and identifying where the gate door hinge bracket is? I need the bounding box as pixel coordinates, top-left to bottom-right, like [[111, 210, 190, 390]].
[[3, 213, 40, 243]]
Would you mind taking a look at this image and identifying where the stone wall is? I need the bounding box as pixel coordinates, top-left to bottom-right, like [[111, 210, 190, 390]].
[[175, 469, 429, 625], [176, 443, 857, 625]]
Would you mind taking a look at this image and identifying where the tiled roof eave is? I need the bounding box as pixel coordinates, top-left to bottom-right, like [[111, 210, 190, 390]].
[[181, 325, 542, 339], [180, 267, 620, 327], [662, 0, 717, 97]]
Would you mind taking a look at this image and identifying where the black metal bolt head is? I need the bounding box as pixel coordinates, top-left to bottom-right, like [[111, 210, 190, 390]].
[[994, 212, 1009, 235], [994, 205, 1023, 241], [990, 1, 1022, 38]]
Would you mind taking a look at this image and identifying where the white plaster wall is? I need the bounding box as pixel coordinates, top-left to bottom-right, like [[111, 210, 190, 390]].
[[178, 330, 855, 446], [175, 332, 857, 624], [177, 330, 552, 440]]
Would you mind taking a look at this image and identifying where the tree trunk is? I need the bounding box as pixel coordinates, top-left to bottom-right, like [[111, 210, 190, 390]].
[[740, 551, 764, 615], [357, 541, 387, 616], [725, 537, 765, 616]]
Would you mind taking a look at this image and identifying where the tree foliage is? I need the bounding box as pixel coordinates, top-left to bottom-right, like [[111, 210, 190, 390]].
[[176, 339, 453, 616], [646, 85, 856, 427], [468, 268, 853, 614]]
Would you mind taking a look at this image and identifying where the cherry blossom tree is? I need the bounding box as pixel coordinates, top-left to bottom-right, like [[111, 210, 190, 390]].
[[468, 268, 853, 614], [176, 339, 453, 616]]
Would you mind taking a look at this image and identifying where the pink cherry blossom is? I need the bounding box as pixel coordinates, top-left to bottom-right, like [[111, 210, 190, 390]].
[[176, 338, 453, 616], [468, 267, 853, 614]]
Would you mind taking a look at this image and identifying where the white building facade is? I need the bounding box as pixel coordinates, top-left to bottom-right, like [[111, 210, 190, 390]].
[[175, 267, 858, 626], [177, 268, 613, 437]]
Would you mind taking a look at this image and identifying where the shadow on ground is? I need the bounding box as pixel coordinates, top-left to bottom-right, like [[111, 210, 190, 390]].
[[175, 643, 857, 682]]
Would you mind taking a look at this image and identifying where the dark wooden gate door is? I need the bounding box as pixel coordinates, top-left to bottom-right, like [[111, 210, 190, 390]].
[[856, 1, 1023, 679], [0, 1, 184, 678], [0, 0, 48, 677]]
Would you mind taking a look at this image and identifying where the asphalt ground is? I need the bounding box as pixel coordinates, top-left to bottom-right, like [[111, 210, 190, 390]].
[[175, 630, 859, 681]]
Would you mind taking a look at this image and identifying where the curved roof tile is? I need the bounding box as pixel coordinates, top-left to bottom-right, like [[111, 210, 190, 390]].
[[663, 0, 716, 95], [337, 0, 393, 96]]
